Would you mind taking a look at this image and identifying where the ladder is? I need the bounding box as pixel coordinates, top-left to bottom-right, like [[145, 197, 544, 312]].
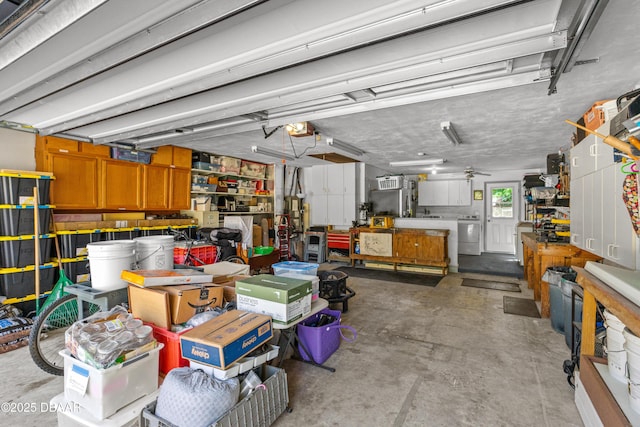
[[277, 214, 291, 261]]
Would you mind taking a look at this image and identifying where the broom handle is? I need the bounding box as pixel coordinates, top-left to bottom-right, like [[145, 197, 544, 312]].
[[33, 187, 41, 313]]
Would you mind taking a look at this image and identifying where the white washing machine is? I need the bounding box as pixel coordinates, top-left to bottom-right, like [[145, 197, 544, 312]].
[[458, 217, 481, 255]]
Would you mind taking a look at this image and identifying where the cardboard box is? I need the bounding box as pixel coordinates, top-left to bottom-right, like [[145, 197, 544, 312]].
[[180, 210, 219, 228], [102, 212, 146, 221], [180, 310, 272, 369], [128, 283, 224, 328], [252, 224, 262, 247], [121, 269, 213, 287], [210, 274, 251, 303], [235, 274, 312, 324], [156, 285, 224, 324], [54, 220, 117, 231]]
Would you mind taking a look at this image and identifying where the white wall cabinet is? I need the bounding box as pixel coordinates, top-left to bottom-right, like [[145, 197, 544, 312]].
[[571, 161, 636, 269], [570, 177, 584, 249], [310, 163, 357, 226], [418, 180, 470, 206], [449, 180, 471, 205], [570, 121, 614, 180], [602, 163, 637, 268]]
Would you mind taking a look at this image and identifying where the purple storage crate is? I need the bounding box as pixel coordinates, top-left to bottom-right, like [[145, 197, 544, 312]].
[[297, 308, 356, 364]]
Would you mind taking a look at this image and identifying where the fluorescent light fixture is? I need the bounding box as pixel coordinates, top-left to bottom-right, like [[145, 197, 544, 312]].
[[440, 121, 461, 145], [251, 145, 294, 161], [326, 137, 365, 156], [389, 158, 445, 167]]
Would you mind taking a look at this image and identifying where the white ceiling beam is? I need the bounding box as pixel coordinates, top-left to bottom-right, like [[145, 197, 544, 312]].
[[0, 0, 258, 115], [4, 0, 551, 130], [0, 0, 108, 70], [74, 25, 566, 143]]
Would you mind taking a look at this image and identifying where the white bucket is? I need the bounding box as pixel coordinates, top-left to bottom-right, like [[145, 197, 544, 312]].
[[87, 240, 136, 291], [134, 236, 175, 270], [625, 328, 640, 413], [604, 310, 627, 383]]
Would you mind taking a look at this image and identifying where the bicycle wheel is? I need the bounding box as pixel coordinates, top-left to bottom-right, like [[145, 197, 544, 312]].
[[223, 255, 246, 264], [29, 294, 101, 376]]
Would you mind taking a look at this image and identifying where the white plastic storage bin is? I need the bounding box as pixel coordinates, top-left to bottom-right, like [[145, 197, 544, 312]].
[[50, 390, 159, 427], [189, 345, 279, 380], [271, 261, 319, 277], [61, 344, 163, 420]]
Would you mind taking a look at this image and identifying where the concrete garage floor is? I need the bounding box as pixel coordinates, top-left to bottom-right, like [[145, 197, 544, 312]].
[[0, 270, 581, 427]]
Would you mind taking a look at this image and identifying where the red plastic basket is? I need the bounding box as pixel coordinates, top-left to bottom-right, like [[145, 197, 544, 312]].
[[146, 322, 189, 375], [173, 244, 216, 266]]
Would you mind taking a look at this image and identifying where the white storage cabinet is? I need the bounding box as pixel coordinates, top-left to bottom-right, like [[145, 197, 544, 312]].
[[310, 163, 357, 226]]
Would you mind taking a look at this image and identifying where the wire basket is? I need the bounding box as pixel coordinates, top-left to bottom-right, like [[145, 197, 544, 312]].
[[376, 175, 403, 190]]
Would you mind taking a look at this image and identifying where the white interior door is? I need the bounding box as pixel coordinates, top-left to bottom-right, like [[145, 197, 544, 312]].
[[485, 182, 519, 253]]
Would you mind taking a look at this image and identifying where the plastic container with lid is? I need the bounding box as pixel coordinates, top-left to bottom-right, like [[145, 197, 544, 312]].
[[95, 339, 119, 367], [134, 325, 153, 345], [125, 318, 143, 331]]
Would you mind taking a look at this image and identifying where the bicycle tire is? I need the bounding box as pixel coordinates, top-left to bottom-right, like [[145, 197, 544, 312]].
[[223, 255, 246, 264], [29, 294, 101, 376]]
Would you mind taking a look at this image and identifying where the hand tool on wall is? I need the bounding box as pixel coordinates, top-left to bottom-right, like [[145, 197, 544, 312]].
[[565, 119, 640, 159]]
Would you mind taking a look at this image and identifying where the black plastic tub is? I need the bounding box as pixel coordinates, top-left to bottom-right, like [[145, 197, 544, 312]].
[[60, 258, 90, 284], [0, 264, 56, 299], [0, 174, 51, 205], [0, 207, 51, 236], [58, 231, 105, 258], [0, 236, 54, 268]]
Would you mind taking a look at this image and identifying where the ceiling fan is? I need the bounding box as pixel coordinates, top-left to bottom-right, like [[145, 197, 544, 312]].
[[463, 166, 491, 181]]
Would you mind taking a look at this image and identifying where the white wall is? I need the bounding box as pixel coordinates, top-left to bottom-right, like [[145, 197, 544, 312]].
[[0, 128, 36, 170]]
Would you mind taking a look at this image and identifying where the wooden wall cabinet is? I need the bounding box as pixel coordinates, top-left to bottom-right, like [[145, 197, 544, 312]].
[[169, 167, 191, 209], [151, 145, 192, 168], [46, 152, 101, 209], [36, 135, 191, 211], [143, 165, 170, 209], [101, 159, 142, 210]]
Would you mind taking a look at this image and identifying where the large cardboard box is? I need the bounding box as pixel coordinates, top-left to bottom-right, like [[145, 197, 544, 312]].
[[235, 274, 312, 324], [127, 284, 223, 328], [180, 310, 272, 369]]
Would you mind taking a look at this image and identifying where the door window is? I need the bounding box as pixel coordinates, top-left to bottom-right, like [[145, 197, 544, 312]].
[[491, 187, 513, 218]]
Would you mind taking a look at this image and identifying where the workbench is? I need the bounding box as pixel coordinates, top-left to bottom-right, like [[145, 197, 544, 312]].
[[576, 266, 640, 426], [349, 227, 449, 275], [521, 232, 602, 317]]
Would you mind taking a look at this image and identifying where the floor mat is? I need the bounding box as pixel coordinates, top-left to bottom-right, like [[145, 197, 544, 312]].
[[462, 278, 521, 292], [334, 267, 441, 287], [458, 253, 524, 279], [503, 296, 540, 318]]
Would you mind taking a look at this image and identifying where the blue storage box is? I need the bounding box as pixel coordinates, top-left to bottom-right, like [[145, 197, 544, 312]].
[[272, 261, 319, 277], [110, 147, 151, 164]]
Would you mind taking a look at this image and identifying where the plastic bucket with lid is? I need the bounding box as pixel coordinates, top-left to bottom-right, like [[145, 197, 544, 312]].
[[604, 309, 627, 383], [87, 240, 136, 291], [134, 236, 175, 270], [624, 327, 640, 413]]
